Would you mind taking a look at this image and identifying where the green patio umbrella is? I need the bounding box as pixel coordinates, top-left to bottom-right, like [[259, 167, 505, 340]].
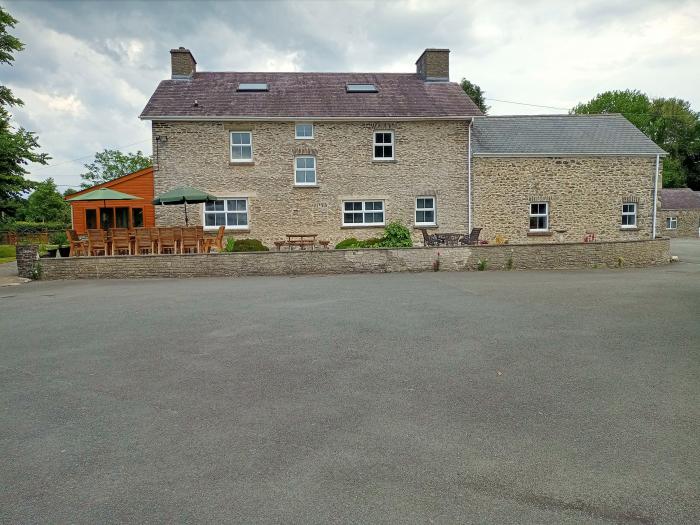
[[152, 186, 218, 226], [67, 188, 142, 228]]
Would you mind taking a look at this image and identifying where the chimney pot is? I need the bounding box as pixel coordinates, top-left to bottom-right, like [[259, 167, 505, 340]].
[[170, 47, 197, 79], [416, 48, 450, 81]]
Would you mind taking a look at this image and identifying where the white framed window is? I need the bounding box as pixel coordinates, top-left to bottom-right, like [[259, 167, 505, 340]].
[[415, 196, 436, 226], [295, 156, 316, 185], [204, 198, 248, 229], [230, 132, 252, 162], [621, 203, 637, 228], [343, 200, 385, 226], [373, 131, 394, 160], [295, 123, 314, 139], [529, 202, 549, 231], [665, 216, 677, 229]]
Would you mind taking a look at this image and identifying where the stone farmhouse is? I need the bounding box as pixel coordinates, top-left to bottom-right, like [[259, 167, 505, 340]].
[[140, 47, 666, 246], [658, 188, 700, 238]]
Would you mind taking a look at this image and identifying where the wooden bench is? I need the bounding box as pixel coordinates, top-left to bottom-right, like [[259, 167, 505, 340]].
[[286, 234, 318, 250]]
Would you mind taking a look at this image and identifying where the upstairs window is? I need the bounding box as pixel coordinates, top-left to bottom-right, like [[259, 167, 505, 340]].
[[415, 197, 436, 226], [295, 156, 316, 185], [230, 132, 252, 162], [621, 203, 637, 228], [204, 199, 248, 229], [295, 123, 314, 139], [237, 83, 268, 91], [346, 83, 378, 93], [529, 202, 548, 231], [666, 216, 678, 229], [373, 131, 394, 160]]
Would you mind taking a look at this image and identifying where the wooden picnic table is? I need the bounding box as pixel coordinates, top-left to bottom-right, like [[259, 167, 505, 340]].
[[286, 233, 318, 250]]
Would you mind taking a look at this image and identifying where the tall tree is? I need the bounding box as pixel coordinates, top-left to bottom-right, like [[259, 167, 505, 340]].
[[24, 178, 70, 223], [459, 79, 489, 114], [572, 89, 700, 189], [80, 149, 151, 188], [0, 7, 49, 219]]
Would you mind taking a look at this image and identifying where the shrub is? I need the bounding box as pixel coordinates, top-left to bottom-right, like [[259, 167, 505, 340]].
[[50, 231, 68, 246], [0, 221, 70, 233], [378, 221, 413, 248], [505, 257, 513, 270], [223, 238, 236, 252], [360, 237, 382, 248], [231, 239, 269, 252], [477, 258, 488, 271], [335, 237, 361, 249]]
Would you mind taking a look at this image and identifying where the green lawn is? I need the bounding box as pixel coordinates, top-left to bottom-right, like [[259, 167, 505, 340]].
[[0, 244, 16, 263]]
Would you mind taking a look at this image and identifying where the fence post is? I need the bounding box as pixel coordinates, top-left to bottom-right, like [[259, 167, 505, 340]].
[[16, 244, 40, 279]]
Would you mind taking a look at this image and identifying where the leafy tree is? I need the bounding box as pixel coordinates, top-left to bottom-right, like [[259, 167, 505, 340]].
[[460, 79, 489, 114], [24, 178, 70, 223], [572, 90, 700, 189], [63, 187, 77, 196], [0, 7, 49, 219], [80, 149, 151, 188]]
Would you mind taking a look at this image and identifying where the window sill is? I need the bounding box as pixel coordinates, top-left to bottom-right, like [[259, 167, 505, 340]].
[[293, 184, 319, 189], [620, 227, 639, 231], [295, 137, 314, 140], [527, 231, 553, 237], [229, 161, 255, 166], [414, 224, 438, 229], [372, 159, 397, 164], [341, 224, 385, 229], [204, 227, 250, 232]]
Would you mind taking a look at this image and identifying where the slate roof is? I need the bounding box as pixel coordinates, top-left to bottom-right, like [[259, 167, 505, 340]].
[[659, 188, 700, 210], [472, 114, 666, 156], [140, 72, 482, 120]]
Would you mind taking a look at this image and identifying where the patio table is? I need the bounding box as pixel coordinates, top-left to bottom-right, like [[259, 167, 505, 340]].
[[286, 234, 318, 250]]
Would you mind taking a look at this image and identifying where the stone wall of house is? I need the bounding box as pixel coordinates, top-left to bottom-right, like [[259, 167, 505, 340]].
[[657, 209, 700, 238], [38, 239, 670, 280], [472, 156, 659, 244], [152, 120, 469, 247]]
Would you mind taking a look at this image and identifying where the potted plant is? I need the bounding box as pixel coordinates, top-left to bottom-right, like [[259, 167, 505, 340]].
[[51, 231, 70, 257]]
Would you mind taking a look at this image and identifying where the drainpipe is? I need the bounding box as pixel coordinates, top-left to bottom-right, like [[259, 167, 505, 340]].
[[468, 119, 473, 232], [652, 154, 660, 239]]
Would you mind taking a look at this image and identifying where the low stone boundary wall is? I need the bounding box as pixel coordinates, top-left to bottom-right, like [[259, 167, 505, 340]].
[[36, 239, 670, 280]]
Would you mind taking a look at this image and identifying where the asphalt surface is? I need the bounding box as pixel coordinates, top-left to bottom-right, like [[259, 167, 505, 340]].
[[1, 240, 698, 524]]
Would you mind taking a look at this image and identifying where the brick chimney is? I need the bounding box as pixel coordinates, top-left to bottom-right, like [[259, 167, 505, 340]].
[[416, 48, 450, 81], [170, 47, 196, 79]]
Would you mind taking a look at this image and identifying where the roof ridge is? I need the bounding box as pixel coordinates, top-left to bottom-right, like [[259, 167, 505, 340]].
[[475, 113, 624, 119], [195, 71, 419, 76]]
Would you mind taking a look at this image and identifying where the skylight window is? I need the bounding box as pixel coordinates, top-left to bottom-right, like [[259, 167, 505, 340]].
[[346, 83, 378, 93], [237, 83, 269, 92]]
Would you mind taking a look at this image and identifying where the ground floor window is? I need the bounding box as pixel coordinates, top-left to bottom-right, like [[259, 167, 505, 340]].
[[529, 202, 548, 231], [343, 200, 384, 226], [621, 203, 637, 228], [115, 207, 129, 229], [415, 197, 436, 225], [85, 209, 97, 230], [665, 216, 677, 229], [132, 208, 144, 228], [204, 198, 248, 229], [100, 208, 115, 229]]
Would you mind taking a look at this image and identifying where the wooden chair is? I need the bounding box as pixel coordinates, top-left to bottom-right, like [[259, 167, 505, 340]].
[[195, 226, 205, 252], [87, 229, 108, 256], [420, 228, 439, 247], [66, 229, 86, 257], [181, 227, 199, 253], [158, 227, 178, 254], [205, 225, 225, 252], [460, 227, 482, 246], [111, 228, 131, 255], [135, 228, 154, 255]]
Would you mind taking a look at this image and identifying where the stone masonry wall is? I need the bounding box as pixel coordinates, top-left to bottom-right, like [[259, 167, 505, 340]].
[[472, 156, 658, 244], [152, 120, 469, 247], [658, 209, 700, 238], [39, 239, 670, 280]]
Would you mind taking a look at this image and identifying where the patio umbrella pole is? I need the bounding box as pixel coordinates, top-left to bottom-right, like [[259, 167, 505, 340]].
[[184, 201, 189, 226]]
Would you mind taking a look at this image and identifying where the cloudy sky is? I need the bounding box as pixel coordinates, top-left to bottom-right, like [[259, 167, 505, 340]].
[[4, 0, 699, 190]]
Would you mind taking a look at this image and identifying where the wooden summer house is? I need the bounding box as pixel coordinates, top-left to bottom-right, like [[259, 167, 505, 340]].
[[66, 166, 155, 234]]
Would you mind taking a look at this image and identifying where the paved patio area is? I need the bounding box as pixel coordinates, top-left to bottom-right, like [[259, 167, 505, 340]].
[[1, 240, 698, 523]]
